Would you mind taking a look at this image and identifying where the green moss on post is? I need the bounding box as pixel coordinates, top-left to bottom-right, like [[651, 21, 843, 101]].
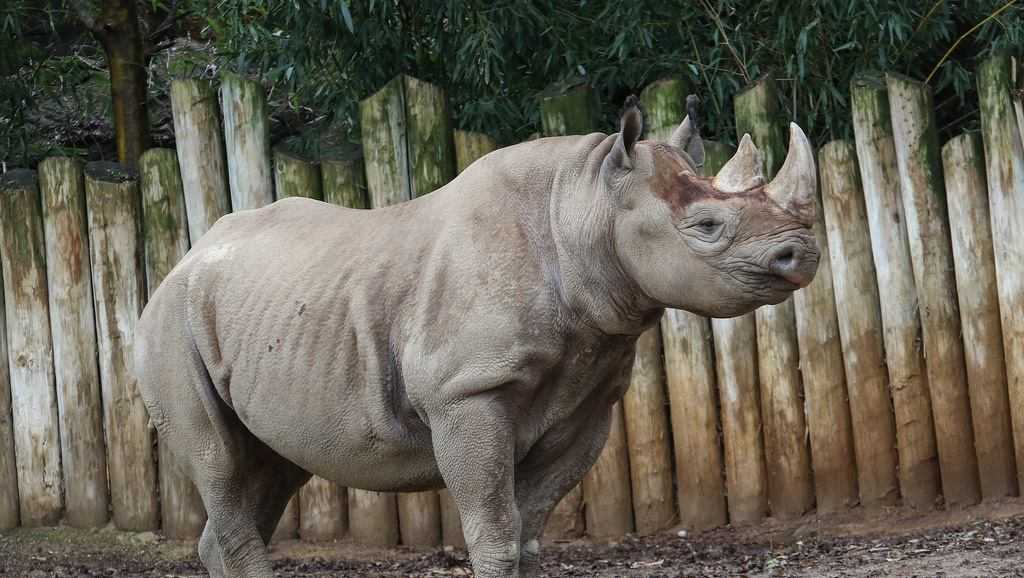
[[454, 131, 498, 173], [405, 76, 456, 199], [540, 84, 599, 136], [886, 73, 980, 507], [0, 169, 63, 527], [38, 157, 110, 529], [360, 76, 411, 208], [321, 149, 369, 209], [978, 54, 1024, 492], [639, 78, 692, 142], [733, 75, 813, 520], [850, 75, 933, 508], [273, 148, 324, 201], [139, 148, 208, 539], [85, 161, 160, 531]]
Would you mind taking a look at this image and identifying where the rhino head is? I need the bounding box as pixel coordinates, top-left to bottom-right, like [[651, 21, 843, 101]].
[[599, 96, 819, 319]]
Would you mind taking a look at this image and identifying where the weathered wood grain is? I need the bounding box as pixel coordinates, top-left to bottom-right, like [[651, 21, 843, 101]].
[[0, 169, 63, 526], [978, 54, 1024, 491], [38, 157, 109, 528], [139, 148, 208, 538], [851, 76, 938, 507], [170, 78, 231, 243], [941, 132, 1017, 499], [85, 162, 160, 530]]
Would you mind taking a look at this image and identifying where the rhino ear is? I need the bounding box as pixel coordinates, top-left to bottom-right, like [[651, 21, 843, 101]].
[[668, 95, 705, 169], [609, 95, 644, 170]]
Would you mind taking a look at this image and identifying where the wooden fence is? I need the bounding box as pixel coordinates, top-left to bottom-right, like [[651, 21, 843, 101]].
[[0, 54, 1022, 546]]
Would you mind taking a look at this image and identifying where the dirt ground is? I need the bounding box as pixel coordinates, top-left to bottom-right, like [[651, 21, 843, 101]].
[[3, 499, 1024, 577]]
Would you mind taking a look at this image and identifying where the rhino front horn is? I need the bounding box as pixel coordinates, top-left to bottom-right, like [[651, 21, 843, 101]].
[[765, 123, 817, 224], [711, 134, 764, 193]]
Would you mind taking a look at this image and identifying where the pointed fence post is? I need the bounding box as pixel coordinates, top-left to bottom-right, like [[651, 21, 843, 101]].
[[659, 140, 731, 532]]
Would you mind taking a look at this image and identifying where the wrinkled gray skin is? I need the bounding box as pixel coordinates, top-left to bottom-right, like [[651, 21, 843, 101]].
[[135, 101, 819, 578]]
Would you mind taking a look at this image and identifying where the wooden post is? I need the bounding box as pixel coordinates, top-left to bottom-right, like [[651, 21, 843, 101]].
[[139, 149, 208, 538], [321, 152, 369, 209], [362, 75, 453, 547], [887, 73, 981, 507], [0, 286, 17, 530], [942, 133, 1017, 499], [170, 78, 231, 243], [0, 169, 62, 526], [432, 131, 501, 549], [790, 160, 858, 514], [360, 76, 411, 208], [850, 76, 938, 507], [581, 403, 634, 538], [310, 153, 369, 542], [639, 78, 691, 142], [405, 76, 456, 199], [622, 326, 674, 535], [454, 131, 498, 173], [85, 161, 159, 530], [540, 85, 633, 538], [711, 313, 767, 523], [274, 148, 324, 200], [817, 141, 899, 508], [540, 84, 599, 136], [268, 147, 324, 542], [708, 141, 763, 526], [616, 80, 691, 536], [278, 151, 358, 544], [221, 73, 274, 211], [38, 157, 109, 528], [354, 74, 459, 547], [658, 140, 730, 532], [733, 76, 813, 519], [978, 53, 1024, 490]]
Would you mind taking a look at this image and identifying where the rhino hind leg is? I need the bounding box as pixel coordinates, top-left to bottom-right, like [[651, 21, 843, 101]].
[[136, 291, 308, 578]]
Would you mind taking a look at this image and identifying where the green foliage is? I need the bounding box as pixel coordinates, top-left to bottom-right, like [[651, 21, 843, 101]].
[[2, 0, 1023, 165], [185, 0, 1023, 147]]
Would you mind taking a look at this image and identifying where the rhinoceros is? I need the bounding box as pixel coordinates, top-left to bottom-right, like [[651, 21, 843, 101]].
[[135, 96, 819, 578]]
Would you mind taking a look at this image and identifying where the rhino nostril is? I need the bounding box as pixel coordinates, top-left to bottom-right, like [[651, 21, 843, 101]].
[[775, 247, 796, 267]]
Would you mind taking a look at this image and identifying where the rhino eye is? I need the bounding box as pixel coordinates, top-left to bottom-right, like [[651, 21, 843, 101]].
[[697, 219, 719, 233]]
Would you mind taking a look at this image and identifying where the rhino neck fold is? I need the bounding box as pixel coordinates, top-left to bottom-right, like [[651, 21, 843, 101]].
[[546, 134, 662, 337]]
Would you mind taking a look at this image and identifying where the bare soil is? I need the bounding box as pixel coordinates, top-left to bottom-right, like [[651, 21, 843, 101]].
[[3, 499, 1024, 577]]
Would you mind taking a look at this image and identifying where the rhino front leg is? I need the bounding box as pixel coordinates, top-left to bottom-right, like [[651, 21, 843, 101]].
[[514, 402, 613, 577], [432, 399, 521, 578]]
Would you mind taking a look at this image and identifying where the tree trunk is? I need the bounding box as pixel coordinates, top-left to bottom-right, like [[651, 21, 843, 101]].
[[92, 0, 150, 168]]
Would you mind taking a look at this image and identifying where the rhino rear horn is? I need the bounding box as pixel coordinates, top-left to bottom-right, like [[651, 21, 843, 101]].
[[711, 134, 764, 193], [765, 123, 817, 224]]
